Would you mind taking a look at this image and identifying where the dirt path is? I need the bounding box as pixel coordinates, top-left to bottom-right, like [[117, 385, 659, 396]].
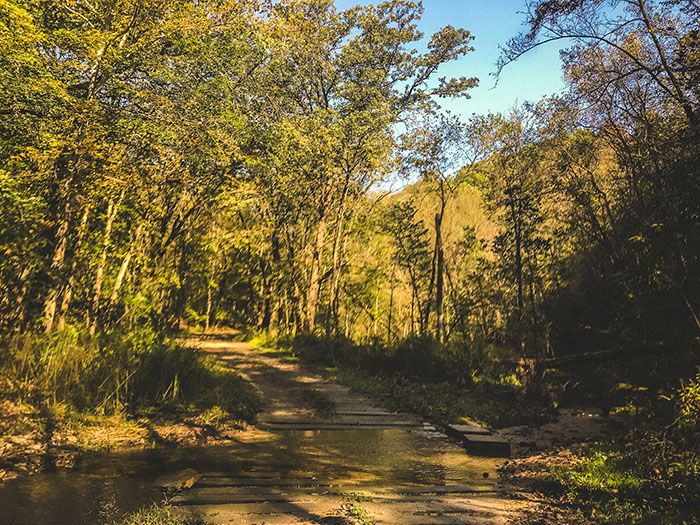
[[174, 334, 531, 524]]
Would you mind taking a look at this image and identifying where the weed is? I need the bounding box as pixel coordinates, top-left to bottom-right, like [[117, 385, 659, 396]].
[[0, 326, 261, 420], [329, 502, 375, 525], [342, 491, 374, 502], [115, 503, 207, 525]]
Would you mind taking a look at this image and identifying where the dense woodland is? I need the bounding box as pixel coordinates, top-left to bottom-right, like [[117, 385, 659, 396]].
[[4, 0, 699, 350], [2, 0, 700, 520]]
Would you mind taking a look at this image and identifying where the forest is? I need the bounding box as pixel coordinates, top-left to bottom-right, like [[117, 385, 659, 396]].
[[1, 0, 700, 522]]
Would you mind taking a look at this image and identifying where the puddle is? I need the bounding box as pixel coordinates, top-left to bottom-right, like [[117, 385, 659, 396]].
[[0, 429, 499, 524]]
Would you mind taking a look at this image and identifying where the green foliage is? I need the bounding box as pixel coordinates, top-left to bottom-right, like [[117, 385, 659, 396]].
[[676, 371, 700, 429], [552, 446, 700, 523], [554, 451, 642, 493], [332, 502, 376, 525], [115, 503, 207, 525], [282, 333, 552, 428], [551, 372, 700, 523], [342, 491, 374, 503], [0, 326, 261, 420]]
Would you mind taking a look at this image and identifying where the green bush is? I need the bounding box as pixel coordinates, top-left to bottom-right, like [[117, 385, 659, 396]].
[[551, 373, 700, 523], [0, 326, 260, 419], [290, 333, 500, 385]]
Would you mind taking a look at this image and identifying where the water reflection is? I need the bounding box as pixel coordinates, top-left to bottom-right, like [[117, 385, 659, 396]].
[[0, 429, 498, 524]]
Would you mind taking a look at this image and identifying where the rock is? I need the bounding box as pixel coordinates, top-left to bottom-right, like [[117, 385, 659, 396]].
[[155, 468, 201, 491]]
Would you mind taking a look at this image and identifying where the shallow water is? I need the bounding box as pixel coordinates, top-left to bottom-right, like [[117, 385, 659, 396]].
[[0, 428, 499, 524]]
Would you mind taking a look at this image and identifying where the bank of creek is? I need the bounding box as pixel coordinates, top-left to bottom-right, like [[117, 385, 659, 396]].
[[0, 335, 577, 524]]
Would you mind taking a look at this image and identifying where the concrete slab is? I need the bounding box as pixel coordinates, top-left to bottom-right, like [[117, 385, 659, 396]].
[[463, 434, 512, 458], [450, 424, 492, 435]]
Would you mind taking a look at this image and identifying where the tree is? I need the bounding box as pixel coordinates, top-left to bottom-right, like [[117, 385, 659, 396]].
[[243, 0, 477, 333], [384, 200, 432, 335], [500, 0, 700, 126], [400, 114, 471, 342], [468, 108, 549, 354]]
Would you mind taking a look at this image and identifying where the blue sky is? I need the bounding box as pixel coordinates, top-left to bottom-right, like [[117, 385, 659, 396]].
[[335, 0, 568, 117]]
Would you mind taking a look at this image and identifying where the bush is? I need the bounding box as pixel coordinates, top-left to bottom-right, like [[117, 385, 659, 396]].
[[290, 333, 501, 386], [0, 325, 260, 419], [551, 372, 700, 523]]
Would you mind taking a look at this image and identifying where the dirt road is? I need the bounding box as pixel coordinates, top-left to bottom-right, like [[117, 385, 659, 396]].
[[172, 334, 529, 524]]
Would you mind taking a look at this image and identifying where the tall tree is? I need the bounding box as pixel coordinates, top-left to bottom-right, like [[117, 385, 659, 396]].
[[244, 0, 477, 333]]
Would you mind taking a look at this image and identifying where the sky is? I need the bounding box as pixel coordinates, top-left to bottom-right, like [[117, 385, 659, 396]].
[[334, 0, 569, 118]]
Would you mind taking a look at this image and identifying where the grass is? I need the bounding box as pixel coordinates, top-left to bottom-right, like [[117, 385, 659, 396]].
[[115, 503, 207, 525], [1, 326, 261, 419], [551, 448, 676, 523], [248, 331, 553, 429], [547, 372, 700, 523], [0, 326, 262, 475], [342, 491, 374, 502]]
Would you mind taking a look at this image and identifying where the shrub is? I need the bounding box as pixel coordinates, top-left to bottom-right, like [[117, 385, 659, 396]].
[[0, 325, 260, 420]]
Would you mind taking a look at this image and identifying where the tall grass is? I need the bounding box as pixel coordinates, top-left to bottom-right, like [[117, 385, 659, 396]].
[[0, 325, 260, 419]]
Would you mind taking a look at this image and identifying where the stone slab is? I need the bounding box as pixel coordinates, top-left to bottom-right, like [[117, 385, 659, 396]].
[[258, 423, 420, 430], [446, 423, 491, 436], [462, 434, 512, 458]]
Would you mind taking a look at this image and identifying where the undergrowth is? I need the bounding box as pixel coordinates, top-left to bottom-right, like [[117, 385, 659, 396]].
[[247, 331, 553, 429], [0, 326, 261, 472], [551, 370, 700, 523], [0, 325, 260, 420], [115, 503, 207, 525]]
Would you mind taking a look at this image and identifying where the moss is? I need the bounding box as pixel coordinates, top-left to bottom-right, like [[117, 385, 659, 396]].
[[342, 491, 374, 502]]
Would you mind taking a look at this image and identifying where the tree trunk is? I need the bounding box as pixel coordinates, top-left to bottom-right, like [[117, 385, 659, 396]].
[[260, 297, 272, 331], [387, 268, 395, 342], [328, 173, 351, 333], [294, 282, 305, 334], [422, 241, 437, 335], [410, 290, 415, 336], [43, 199, 72, 334], [206, 284, 213, 331], [14, 266, 32, 329], [435, 212, 445, 344], [510, 198, 525, 352], [57, 206, 91, 330], [373, 289, 379, 337], [109, 223, 142, 306], [305, 211, 327, 332], [89, 190, 124, 335]]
